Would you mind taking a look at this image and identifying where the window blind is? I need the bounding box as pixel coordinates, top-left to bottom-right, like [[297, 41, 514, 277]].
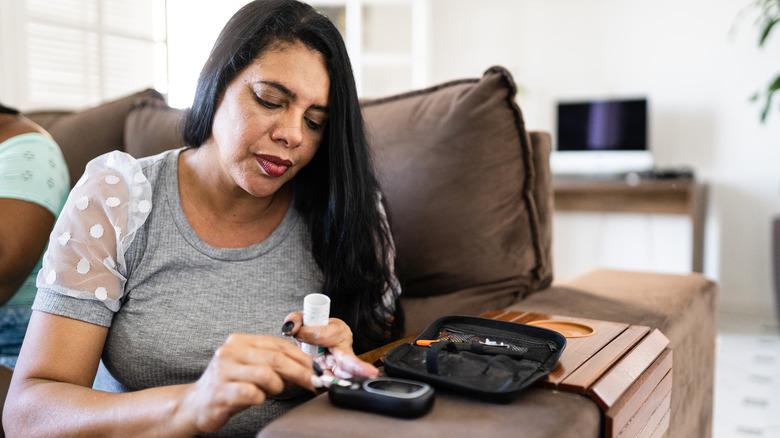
[[15, 0, 165, 109]]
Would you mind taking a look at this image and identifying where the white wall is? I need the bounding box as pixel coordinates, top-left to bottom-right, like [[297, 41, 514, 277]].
[[3, 0, 778, 318], [166, 0, 252, 108], [429, 0, 780, 318]]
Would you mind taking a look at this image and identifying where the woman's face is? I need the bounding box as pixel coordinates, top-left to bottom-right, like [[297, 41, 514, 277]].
[[206, 41, 330, 199]]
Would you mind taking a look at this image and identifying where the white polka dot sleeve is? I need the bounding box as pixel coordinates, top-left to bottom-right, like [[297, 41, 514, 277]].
[[37, 151, 152, 312]]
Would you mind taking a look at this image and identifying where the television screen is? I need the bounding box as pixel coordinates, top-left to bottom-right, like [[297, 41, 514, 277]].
[[557, 98, 647, 152]]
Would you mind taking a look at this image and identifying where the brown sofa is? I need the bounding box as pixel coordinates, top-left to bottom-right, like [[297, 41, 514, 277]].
[[24, 66, 717, 437]]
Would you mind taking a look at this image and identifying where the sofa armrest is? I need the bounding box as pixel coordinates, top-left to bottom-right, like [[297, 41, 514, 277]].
[[258, 386, 600, 438], [507, 268, 718, 438]]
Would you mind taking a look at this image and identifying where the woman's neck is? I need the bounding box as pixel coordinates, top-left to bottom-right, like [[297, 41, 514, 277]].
[[177, 147, 292, 248]]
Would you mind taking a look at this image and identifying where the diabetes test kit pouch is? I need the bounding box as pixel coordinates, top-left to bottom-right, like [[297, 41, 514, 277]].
[[383, 315, 566, 402]]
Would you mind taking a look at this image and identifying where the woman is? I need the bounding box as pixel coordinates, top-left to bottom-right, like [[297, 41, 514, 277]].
[[0, 104, 69, 367], [0, 103, 69, 432], [5, 1, 403, 437]]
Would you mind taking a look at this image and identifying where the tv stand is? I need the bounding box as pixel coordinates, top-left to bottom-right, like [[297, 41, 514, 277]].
[[553, 176, 706, 272]]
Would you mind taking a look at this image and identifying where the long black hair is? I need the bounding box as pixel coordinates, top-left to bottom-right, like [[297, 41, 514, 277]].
[[0, 103, 20, 115], [180, 0, 403, 353]]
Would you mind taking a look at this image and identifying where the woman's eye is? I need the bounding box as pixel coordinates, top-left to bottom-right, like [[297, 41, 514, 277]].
[[256, 97, 282, 109], [305, 118, 325, 131]]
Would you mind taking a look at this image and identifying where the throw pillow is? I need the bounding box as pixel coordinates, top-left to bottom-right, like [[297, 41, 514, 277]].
[[124, 97, 185, 159], [360, 66, 551, 327]]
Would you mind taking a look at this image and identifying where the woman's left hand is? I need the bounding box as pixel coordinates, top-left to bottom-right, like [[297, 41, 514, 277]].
[[283, 313, 379, 379]]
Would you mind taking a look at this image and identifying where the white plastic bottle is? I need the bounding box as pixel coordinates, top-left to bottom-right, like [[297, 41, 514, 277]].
[[301, 293, 330, 357]]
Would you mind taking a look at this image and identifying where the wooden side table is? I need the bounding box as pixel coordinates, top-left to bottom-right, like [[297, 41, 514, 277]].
[[359, 310, 672, 438], [480, 310, 672, 438], [553, 177, 706, 272]]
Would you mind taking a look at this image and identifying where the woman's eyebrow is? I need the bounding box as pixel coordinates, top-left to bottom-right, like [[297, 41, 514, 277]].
[[260, 80, 329, 113]]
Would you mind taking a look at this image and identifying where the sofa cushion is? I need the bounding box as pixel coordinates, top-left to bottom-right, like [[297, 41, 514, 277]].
[[124, 96, 185, 159], [24, 89, 167, 186], [361, 66, 551, 330]]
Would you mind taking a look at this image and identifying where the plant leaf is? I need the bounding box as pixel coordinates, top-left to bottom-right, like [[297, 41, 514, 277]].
[[768, 74, 780, 91], [761, 96, 771, 122], [759, 17, 779, 46], [761, 90, 774, 122]]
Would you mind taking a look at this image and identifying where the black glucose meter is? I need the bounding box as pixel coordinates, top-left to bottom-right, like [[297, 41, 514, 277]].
[[328, 376, 435, 418]]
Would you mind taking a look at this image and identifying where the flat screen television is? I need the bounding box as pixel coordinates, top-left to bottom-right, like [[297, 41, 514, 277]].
[[551, 97, 652, 176]]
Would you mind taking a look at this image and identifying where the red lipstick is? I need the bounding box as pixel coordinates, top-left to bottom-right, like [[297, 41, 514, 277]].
[[256, 154, 292, 178]]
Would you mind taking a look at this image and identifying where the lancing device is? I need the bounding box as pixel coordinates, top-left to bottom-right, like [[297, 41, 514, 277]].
[[300, 293, 330, 357], [309, 343, 434, 417]]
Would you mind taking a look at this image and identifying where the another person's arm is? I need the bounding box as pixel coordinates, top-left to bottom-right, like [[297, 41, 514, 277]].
[[0, 114, 66, 305], [0, 199, 55, 305]]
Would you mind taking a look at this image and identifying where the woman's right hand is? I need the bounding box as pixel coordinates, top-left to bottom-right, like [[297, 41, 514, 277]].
[[178, 333, 317, 434]]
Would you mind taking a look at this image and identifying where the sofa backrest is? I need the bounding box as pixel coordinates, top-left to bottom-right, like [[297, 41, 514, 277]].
[[24, 66, 554, 331], [25, 89, 181, 187]]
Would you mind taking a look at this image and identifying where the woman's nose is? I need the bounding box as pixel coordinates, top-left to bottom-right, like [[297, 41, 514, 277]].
[[270, 114, 303, 147]]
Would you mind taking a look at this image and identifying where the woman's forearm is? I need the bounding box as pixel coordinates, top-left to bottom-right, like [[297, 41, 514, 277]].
[[5, 379, 198, 438]]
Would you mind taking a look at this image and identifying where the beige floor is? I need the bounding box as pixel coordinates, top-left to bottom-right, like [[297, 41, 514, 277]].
[[713, 311, 780, 438]]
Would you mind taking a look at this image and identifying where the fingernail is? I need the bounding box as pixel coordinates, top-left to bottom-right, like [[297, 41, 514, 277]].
[[311, 375, 323, 388], [281, 320, 294, 336]]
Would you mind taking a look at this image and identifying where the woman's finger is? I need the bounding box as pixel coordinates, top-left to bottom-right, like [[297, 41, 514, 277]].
[[282, 312, 303, 336], [326, 347, 379, 379], [294, 318, 352, 349], [221, 364, 288, 396], [238, 334, 318, 390]]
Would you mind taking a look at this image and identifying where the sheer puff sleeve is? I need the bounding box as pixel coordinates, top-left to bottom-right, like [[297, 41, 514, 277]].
[[36, 151, 152, 312]]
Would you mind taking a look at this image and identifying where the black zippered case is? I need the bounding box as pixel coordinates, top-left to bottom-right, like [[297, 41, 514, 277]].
[[382, 315, 566, 403]]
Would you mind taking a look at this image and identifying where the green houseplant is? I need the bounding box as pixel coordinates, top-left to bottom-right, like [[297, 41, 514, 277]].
[[746, 1, 780, 321], [749, 0, 780, 122]]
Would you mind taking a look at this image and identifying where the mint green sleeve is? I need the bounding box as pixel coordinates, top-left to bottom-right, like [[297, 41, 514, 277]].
[[0, 132, 70, 216]]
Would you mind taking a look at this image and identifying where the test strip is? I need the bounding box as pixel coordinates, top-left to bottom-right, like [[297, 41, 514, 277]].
[[316, 375, 352, 388]]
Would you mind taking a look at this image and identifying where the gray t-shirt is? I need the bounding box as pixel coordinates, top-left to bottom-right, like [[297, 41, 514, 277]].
[[34, 149, 324, 437]]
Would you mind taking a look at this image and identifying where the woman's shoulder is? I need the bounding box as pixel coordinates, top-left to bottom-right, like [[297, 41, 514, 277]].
[[0, 132, 70, 214], [85, 148, 177, 170], [70, 151, 155, 232], [135, 148, 180, 170], [0, 113, 47, 143], [0, 132, 64, 165], [79, 148, 180, 188]]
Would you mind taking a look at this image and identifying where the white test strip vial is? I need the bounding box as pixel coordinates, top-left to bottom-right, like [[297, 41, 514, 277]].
[[301, 293, 330, 357]]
